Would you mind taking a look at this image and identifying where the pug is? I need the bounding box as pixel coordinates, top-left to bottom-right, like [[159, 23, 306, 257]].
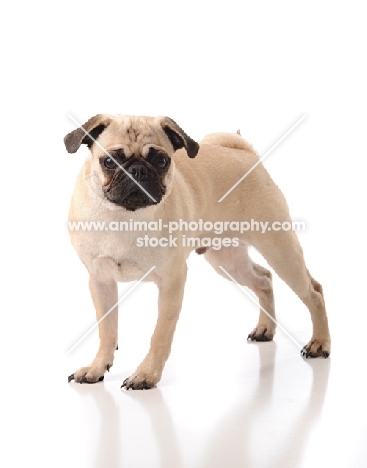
[[64, 115, 330, 390]]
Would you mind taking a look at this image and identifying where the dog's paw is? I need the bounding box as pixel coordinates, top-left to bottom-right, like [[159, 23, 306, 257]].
[[301, 339, 330, 358], [247, 325, 274, 342], [68, 363, 112, 384], [121, 372, 157, 390]]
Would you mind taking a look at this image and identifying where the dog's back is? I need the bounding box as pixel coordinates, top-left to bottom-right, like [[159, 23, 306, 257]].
[[200, 132, 257, 155]]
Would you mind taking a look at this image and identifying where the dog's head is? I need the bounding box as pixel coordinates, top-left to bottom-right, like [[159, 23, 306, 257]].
[[64, 115, 199, 211]]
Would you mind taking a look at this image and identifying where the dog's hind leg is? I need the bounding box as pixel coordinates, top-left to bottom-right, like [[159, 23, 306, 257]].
[[203, 245, 277, 341], [251, 229, 330, 357]]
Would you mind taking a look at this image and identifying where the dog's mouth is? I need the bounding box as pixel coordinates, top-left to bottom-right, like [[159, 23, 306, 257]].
[[121, 189, 163, 211], [105, 184, 166, 211]]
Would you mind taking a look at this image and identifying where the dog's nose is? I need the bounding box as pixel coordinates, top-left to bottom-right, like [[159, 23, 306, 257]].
[[128, 163, 148, 180]]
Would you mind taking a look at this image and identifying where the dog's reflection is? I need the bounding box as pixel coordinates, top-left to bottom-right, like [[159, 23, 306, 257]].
[[69, 384, 121, 467], [202, 344, 331, 468], [123, 388, 183, 468], [69, 380, 182, 467], [69, 345, 330, 468]]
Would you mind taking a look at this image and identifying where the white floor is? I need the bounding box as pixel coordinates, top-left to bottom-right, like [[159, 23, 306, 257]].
[[4, 249, 366, 468]]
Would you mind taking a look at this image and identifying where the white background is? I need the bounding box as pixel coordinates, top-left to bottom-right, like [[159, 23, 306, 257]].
[[1, 1, 367, 467]]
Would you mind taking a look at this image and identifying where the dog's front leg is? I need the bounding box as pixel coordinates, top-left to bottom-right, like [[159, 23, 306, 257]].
[[122, 264, 187, 390], [68, 276, 118, 383]]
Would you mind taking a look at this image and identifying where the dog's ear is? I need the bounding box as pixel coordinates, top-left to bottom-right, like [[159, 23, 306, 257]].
[[159, 117, 199, 158], [64, 114, 112, 153]]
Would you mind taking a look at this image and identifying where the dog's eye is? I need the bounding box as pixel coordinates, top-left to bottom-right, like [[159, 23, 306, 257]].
[[103, 157, 117, 170], [156, 155, 168, 169]]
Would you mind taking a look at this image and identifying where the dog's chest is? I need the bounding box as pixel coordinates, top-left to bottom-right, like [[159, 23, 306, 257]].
[[74, 229, 163, 282]]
